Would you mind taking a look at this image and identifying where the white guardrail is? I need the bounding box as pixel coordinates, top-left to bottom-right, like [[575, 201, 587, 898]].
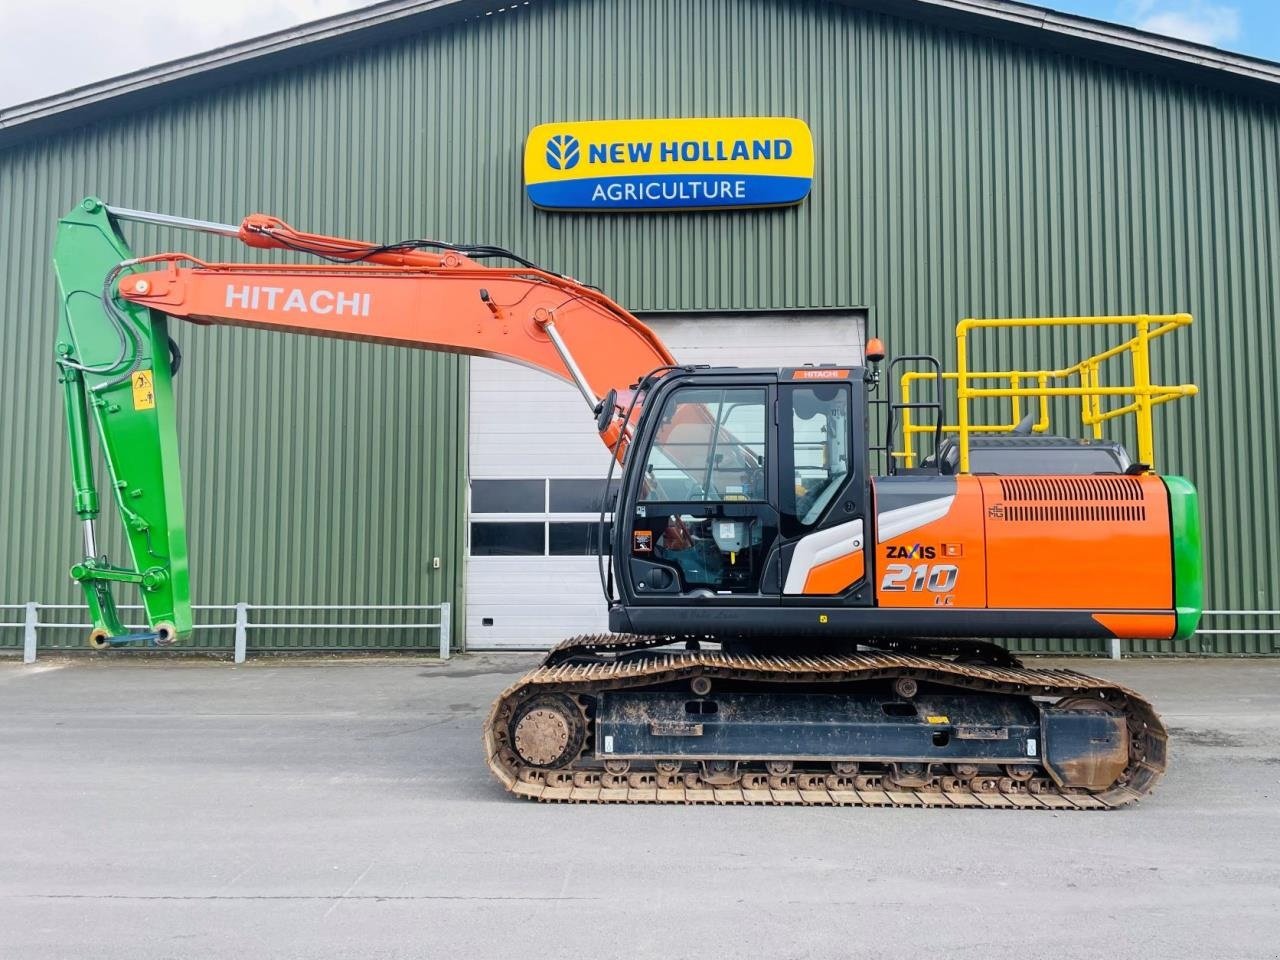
[[0, 603, 451, 665], [2, 605, 1276, 664]]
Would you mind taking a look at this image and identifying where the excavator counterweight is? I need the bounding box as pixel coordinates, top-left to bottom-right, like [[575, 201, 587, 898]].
[[51, 197, 1203, 807]]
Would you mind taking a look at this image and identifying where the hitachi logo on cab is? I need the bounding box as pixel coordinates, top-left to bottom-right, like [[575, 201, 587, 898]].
[[224, 284, 372, 317]]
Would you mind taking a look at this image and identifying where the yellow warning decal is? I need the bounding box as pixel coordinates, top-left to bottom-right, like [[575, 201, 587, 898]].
[[131, 370, 155, 410], [926, 715, 950, 725]]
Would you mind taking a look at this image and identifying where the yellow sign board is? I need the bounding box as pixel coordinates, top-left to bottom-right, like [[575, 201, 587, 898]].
[[524, 116, 814, 211], [131, 369, 155, 411]]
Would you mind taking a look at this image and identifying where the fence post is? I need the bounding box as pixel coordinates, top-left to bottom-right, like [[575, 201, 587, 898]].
[[23, 602, 38, 664], [234, 602, 248, 664], [1108, 637, 1122, 660], [438, 601, 451, 660]]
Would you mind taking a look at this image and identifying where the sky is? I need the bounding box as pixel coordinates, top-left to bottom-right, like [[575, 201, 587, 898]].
[[0, 0, 1277, 110]]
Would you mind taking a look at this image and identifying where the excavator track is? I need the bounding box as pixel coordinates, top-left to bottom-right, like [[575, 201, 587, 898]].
[[484, 635, 1167, 809]]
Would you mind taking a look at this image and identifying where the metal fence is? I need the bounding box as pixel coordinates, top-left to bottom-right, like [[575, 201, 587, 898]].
[[0, 602, 451, 664], [2, 604, 1276, 662], [1192, 611, 1280, 646]]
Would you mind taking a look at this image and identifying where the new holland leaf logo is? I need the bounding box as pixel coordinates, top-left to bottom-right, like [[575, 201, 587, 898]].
[[545, 134, 580, 170]]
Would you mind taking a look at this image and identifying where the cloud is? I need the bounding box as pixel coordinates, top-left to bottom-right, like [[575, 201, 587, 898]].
[[1131, 2, 1242, 47], [0, 0, 367, 108]]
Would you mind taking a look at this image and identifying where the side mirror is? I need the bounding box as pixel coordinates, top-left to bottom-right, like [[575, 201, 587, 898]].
[[594, 387, 618, 432]]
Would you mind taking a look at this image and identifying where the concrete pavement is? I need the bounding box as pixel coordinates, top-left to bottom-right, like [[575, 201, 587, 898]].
[[1, 654, 1277, 959]]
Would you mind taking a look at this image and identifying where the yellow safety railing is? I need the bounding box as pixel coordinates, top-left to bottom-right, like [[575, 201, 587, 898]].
[[898, 370, 1054, 468], [895, 314, 1198, 473]]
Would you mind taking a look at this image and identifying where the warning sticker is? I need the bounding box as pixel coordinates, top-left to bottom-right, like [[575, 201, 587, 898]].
[[131, 370, 155, 411], [926, 715, 950, 725]]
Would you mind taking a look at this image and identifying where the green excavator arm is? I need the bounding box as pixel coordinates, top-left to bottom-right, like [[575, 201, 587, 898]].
[[52, 197, 190, 646]]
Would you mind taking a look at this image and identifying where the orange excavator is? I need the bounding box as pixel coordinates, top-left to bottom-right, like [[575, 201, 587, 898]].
[[53, 197, 1201, 807]]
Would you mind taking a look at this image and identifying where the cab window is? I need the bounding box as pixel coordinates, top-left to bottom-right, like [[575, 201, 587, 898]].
[[640, 387, 767, 503], [780, 383, 852, 528]]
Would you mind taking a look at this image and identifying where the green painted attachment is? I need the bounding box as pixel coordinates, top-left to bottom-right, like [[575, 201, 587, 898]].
[[1163, 475, 1204, 641], [52, 197, 191, 644]]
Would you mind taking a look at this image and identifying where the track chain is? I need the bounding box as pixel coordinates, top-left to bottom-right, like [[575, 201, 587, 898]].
[[485, 635, 1167, 810]]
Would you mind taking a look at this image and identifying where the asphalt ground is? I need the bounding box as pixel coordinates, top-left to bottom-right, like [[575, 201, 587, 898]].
[[1, 654, 1277, 960]]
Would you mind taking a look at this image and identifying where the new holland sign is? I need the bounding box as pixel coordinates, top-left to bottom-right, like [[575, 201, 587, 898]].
[[524, 117, 814, 211]]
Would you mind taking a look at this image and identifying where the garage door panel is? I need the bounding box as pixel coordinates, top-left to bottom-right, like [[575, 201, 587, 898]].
[[471, 395, 592, 415], [655, 315, 864, 367], [467, 562, 608, 601], [467, 312, 864, 649], [470, 359, 610, 478], [467, 558, 609, 647]]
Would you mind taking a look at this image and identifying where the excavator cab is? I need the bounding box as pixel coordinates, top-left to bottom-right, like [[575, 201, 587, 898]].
[[612, 367, 873, 625]]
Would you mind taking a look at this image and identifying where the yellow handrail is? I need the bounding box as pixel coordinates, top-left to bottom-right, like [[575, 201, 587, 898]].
[[897, 370, 1053, 468], [896, 314, 1198, 473]]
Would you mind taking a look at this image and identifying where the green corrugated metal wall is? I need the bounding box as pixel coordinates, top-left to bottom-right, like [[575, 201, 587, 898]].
[[1, 0, 1277, 653]]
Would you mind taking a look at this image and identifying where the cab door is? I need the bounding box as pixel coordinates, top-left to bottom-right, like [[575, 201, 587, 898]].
[[622, 379, 781, 606], [777, 378, 872, 605]]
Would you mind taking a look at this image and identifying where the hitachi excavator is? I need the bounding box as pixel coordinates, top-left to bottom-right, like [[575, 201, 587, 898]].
[[52, 197, 1202, 808]]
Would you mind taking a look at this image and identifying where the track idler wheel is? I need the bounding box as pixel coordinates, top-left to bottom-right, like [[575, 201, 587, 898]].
[[509, 694, 586, 769]]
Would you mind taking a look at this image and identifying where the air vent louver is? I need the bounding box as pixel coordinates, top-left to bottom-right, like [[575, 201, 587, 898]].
[[999, 477, 1144, 502], [995, 477, 1146, 522]]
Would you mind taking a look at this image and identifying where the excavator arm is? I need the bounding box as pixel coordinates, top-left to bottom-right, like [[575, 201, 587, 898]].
[[51, 197, 675, 646]]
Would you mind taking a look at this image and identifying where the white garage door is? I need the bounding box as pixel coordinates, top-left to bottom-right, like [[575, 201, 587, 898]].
[[465, 312, 866, 650]]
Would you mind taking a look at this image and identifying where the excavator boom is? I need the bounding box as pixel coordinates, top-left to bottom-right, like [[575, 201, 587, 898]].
[[52, 197, 672, 646]]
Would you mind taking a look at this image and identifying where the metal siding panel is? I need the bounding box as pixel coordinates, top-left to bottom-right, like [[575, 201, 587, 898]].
[[1, 0, 1277, 654]]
